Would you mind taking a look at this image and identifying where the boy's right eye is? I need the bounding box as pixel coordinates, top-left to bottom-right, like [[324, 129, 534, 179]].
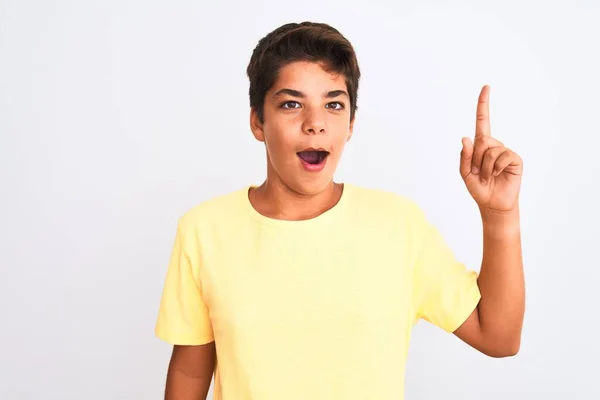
[[281, 101, 301, 109]]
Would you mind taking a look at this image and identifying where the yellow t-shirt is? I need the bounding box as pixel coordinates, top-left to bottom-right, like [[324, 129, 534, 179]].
[[155, 183, 481, 399]]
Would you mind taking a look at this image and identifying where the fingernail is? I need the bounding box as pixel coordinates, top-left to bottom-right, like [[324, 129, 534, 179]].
[[472, 166, 479, 174]]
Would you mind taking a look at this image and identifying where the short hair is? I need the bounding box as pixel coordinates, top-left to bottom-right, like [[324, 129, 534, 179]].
[[246, 21, 361, 123]]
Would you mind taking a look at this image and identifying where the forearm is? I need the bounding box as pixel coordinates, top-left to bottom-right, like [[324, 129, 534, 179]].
[[476, 206, 525, 354]]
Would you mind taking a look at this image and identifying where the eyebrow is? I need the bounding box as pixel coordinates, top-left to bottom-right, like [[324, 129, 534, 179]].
[[273, 88, 349, 99]]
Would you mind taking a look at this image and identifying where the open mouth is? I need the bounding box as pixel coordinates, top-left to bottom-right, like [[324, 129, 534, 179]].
[[297, 149, 330, 165]]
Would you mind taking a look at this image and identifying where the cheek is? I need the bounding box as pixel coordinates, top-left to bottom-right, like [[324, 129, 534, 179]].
[[264, 124, 295, 159], [331, 123, 352, 147]]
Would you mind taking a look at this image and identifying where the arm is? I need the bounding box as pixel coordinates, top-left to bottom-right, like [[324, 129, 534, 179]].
[[165, 342, 216, 400], [454, 85, 525, 357], [156, 221, 217, 398], [453, 208, 524, 357]]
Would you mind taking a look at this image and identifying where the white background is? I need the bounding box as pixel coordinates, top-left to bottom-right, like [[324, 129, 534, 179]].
[[1, 0, 598, 398]]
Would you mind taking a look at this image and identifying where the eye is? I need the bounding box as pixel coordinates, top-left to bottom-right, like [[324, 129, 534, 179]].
[[326, 102, 345, 110], [281, 101, 301, 109]]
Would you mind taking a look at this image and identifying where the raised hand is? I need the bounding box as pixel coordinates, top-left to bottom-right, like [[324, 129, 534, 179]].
[[460, 85, 523, 213]]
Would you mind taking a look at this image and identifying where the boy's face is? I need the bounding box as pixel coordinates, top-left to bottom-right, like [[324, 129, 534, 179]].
[[251, 61, 354, 195]]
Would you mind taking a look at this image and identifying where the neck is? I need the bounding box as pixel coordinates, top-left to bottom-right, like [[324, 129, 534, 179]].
[[249, 176, 343, 221]]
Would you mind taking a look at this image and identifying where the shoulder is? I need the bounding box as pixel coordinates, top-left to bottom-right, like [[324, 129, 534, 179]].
[[177, 186, 249, 231], [344, 183, 433, 246], [346, 183, 426, 219]]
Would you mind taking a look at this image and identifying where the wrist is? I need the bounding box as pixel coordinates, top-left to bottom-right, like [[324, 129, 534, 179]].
[[480, 207, 521, 238]]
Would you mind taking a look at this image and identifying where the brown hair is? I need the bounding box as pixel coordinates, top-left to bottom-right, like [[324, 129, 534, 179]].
[[246, 22, 361, 123]]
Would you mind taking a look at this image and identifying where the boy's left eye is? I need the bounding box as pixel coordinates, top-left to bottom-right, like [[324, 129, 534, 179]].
[[326, 102, 344, 110]]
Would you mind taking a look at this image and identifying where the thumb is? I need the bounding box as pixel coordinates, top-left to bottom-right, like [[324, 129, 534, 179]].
[[460, 137, 474, 178]]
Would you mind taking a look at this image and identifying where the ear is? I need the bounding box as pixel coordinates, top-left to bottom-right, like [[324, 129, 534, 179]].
[[346, 115, 355, 142], [250, 108, 265, 142]]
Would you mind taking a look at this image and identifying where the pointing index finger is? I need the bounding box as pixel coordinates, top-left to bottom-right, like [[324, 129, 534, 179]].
[[476, 85, 491, 137]]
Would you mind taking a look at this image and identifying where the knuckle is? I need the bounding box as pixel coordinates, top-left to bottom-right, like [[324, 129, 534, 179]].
[[483, 155, 496, 168], [492, 146, 505, 157]]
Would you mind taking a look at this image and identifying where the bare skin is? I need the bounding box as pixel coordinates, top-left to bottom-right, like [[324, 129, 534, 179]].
[[452, 85, 525, 357], [249, 61, 354, 221], [164, 343, 216, 400]]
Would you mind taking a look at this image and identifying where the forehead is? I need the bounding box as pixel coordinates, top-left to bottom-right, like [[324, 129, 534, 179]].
[[271, 61, 347, 93]]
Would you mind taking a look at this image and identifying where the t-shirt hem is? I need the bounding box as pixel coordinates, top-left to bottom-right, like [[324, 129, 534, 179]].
[[155, 328, 215, 346], [443, 284, 482, 333]]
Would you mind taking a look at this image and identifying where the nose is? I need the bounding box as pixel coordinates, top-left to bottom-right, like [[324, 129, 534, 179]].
[[302, 109, 327, 135]]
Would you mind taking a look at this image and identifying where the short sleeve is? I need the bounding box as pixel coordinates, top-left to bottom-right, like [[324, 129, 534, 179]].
[[412, 212, 481, 333], [155, 221, 214, 345]]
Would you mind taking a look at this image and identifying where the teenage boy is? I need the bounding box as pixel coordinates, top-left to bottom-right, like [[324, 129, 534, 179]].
[[155, 21, 525, 400]]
